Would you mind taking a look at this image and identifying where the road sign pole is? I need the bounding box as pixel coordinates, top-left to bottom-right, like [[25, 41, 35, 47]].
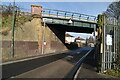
[[11, 0, 15, 58], [42, 20, 45, 54]]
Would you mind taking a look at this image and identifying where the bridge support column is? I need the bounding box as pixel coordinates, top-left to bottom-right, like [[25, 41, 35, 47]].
[[32, 16, 43, 53], [32, 15, 67, 54]]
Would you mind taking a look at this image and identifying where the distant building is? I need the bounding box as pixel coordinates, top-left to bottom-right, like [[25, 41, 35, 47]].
[[65, 33, 75, 44], [75, 37, 85, 47], [75, 37, 85, 43], [87, 36, 95, 47], [88, 36, 94, 43]]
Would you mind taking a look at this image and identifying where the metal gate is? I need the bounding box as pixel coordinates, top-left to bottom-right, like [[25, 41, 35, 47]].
[[101, 15, 119, 72]]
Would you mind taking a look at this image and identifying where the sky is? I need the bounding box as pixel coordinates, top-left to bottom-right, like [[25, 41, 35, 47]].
[[3, 2, 111, 16], [3, 2, 111, 39], [2, 0, 117, 2]]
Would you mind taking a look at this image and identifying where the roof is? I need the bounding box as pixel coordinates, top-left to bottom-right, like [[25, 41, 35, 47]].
[[75, 37, 85, 40], [65, 33, 74, 37]]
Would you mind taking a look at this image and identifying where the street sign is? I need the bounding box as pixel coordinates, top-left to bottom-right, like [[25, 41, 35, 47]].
[[106, 34, 112, 45], [43, 41, 47, 46]]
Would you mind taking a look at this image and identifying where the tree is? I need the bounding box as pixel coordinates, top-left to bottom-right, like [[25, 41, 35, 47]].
[[1, 4, 21, 17], [103, 1, 120, 19]]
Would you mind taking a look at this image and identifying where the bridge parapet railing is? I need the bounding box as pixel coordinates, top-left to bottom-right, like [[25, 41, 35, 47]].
[[42, 8, 97, 22], [1, 4, 97, 23]]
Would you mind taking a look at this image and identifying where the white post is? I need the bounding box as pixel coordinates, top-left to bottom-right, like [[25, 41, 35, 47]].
[[42, 19, 45, 54]]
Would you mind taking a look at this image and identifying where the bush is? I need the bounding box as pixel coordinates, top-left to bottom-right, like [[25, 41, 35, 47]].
[[105, 69, 120, 78]]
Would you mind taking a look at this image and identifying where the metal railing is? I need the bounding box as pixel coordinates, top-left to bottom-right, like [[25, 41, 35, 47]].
[[65, 49, 93, 79], [104, 51, 117, 70], [1, 5, 97, 22], [42, 8, 97, 21]]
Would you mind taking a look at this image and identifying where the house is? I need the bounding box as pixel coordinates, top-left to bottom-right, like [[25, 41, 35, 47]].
[[75, 37, 85, 43], [65, 33, 75, 44], [75, 37, 85, 47]]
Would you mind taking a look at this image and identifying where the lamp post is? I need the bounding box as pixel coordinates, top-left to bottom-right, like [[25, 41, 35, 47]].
[[11, 0, 15, 57]]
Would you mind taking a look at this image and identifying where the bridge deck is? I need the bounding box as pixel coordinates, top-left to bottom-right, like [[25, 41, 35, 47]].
[[42, 13, 96, 23], [42, 8, 97, 22], [42, 8, 97, 29]]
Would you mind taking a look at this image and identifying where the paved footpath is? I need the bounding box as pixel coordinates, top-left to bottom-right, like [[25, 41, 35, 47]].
[[76, 52, 118, 79]]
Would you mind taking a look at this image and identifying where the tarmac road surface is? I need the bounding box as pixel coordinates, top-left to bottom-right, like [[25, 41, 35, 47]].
[[2, 47, 92, 79]]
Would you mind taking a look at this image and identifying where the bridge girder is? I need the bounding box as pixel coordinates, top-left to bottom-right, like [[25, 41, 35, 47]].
[[42, 17, 96, 34]]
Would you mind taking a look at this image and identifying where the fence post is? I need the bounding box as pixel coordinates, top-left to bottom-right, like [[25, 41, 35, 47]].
[[96, 14, 105, 72]]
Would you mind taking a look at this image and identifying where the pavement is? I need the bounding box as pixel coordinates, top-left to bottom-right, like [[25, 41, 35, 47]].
[[76, 50, 118, 79]]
